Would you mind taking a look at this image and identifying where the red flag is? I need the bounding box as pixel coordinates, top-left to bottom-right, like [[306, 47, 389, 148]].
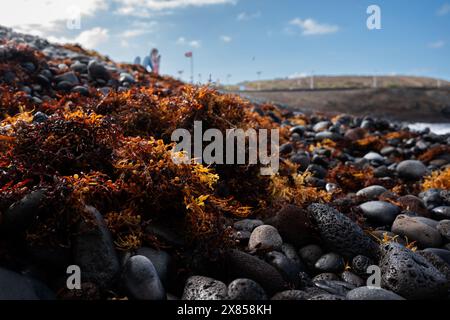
[[185, 51, 192, 58]]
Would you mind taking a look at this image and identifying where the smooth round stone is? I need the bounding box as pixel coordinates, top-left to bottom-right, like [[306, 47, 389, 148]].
[[299, 244, 323, 269], [227, 279, 267, 300], [2, 189, 46, 233], [359, 201, 400, 225], [271, 290, 309, 300], [269, 205, 315, 247], [279, 143, 293, 155], [420, 189, 444, 209], [70, 61, 87, 73], [344, 128, 366, 141], [314, 253, 345, 273], [392, 215, 442, 248], [136, 247, 172, 286], [364, 152, 384, 162], [290, 125, 305, 135], [313, 121, 330, 132], [314, 131, 341, 141], [423, 248, 450, 266], [290, 153, 310, 170], [87, 60, 111, 81], [32, 111, 48, 123], [313, 280, 355, 297], [182, 276, 227, 300], [248, 225, 283, 252], [437, 220, 450, 241], [122, 255, 166, 300], [340, 271, 364, 287], [225, 249, 287, 294], [380, 243, 448, 299], [356, 185, 387, 200], [432, 206, 450, 220], [265, 251, 301, 286], [233, 219, 263, 232], [71, 86, 89, 96], [73, 206, 120, 287], [56, 81, 74, 91], [281, 243, 303, 269], [396, 160, 427, 181], [119, 72, 135, 84], [0, 267, 55, 300], [346, 286, 405, 300], [54, 71, 79, 86]]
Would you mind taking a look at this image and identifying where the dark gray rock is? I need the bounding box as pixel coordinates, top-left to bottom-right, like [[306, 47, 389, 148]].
[[248, 225, 282, 251], [136, 247, 172, 286], [268, 205, 316, 247], [422, 248, 450, 266], [73, 206, 120, 287], [0, 268, 55, 300], [265, 251, 301, 285], [356, 185, 387, 200], [313, 273, 339, 282], [281, 243, 303, 270], [359, 201, 400, 225], [396, 160, 427, 181], [182, 276, 227, 300], [225, 249, 287, 294], [352, 255, 373, 277], [432, 206, 450, 220], [314, 253, 345, 273], [32, 111, 48, 123], [308, 293, 346, 300], [122, 255, 166, 300], [233, 219, 263, 232], [2, 189, 46, 233], [70, 61, 87, 73], [271, 290, 309, 300], [299, 244, 323, 269], [227, 278, 267, 300], [392, 215, 442, 248], [437, 220, 450, 241], [54, 71, 79, 86], [340, 271, 365, 287], [307, 203, 378, 259], [380, 242, 448, 299], [417, 251, 450, 281], [346, 286, 405, 300], [71, 85, 89, 96], [119, 72, 135, 84], [88, 60, 111, 81], [313, 280, 355, 297]]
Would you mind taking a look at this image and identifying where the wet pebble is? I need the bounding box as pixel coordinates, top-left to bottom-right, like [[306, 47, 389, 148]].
[[227, 279, 267, 300]]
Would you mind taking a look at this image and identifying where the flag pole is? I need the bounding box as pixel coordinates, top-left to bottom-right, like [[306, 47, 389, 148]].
[[190, 54, 194, 84]]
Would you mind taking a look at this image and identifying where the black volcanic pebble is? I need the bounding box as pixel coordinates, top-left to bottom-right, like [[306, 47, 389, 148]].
[[225, 249, 287, 294], [87, 60, 110, 81], [313, 280, 355, 297], [73, 206, 120, 288], [271, 290, 309, 300], [307, 203, 379, 259], [351, 255, 373, 277], [308, 293, 346, 300], [379, 242, 449, 299], [269, 205, 316, 247], [265, 251, 301, 286], [227, 278, 267, 300], [340, 271, 365, 287], [314, 253, 345, 273], [299, 244, 323, 269], [182, 276, 227, 300]]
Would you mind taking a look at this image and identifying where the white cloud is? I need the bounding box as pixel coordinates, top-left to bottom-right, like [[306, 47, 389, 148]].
[[120, 22, 158, 38], [177, 37, 201, 48], [437, 3, 450, 15], [220, 35, 232, 43], [115, 0, 236, 16], [237, 11, 261, 21], [48, 27, 109, 49], [289, 18, 339, 36], [0, 0, 107, 29], [429, 40, 445, 49]]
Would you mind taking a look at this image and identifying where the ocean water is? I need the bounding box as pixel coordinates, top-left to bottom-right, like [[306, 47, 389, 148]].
[[408, 123, 450, 135]]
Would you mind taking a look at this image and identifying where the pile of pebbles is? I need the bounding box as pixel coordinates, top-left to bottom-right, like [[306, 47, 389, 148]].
[[0, 25, 450, 300]]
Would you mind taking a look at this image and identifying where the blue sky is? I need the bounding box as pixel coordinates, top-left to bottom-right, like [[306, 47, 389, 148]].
[[2, 0, 450, 83]]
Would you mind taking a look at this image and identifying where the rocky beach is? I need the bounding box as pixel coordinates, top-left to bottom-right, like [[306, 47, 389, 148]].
[[0, 26, 450, 301]]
